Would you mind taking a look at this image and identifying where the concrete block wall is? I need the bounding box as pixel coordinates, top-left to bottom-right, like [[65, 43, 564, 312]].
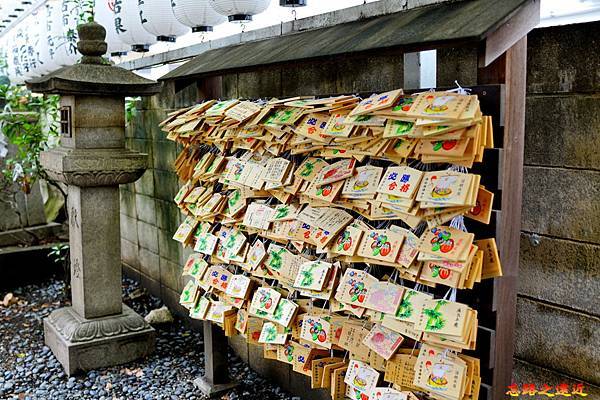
[[514, 22, 599, 393], [121, 22, 600, 397]]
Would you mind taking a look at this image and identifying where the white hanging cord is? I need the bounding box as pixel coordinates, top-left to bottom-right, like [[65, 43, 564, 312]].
[[446, 80, 472, 95], [450, 215, 468, 232]]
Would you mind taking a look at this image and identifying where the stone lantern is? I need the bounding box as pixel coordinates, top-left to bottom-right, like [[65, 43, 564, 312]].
[[27, 22, 161, 375]]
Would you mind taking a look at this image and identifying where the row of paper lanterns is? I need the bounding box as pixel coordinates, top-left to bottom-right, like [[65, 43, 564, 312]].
[[1, 0, 308, 85]]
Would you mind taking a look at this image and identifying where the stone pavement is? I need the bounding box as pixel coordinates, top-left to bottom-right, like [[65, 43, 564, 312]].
[[0, 277, 297, 400]]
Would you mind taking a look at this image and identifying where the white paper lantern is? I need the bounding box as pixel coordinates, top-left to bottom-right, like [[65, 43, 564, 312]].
[[26, 9, 46, 76], [13, 25, 32, 82], [2, 0, 22, 18], [48, 0, 81, 67], [94, 0, 130, 56], [138, 0, 189, 42], [38, 0, 61, 75], [112, 0, 157, 52], [171, 0, 226, 32], [209, 0, 271, 22]]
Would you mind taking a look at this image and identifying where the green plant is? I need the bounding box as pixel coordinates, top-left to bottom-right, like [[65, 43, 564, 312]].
[[0, 84, 63, 242], [0, 84, 60, 194], [125, 97, 141, 126], [48, 244, 70, 264]]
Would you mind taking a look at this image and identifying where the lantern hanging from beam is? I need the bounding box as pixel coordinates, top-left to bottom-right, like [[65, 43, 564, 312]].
[[113, 0, 157, 52], [47, 0, 80, 67], [171, 0, 227, 32], [94, 0, 130, 56], [138, 0, 189, 42], [209, 0, 271, 23], [37, 0, 61, 75]]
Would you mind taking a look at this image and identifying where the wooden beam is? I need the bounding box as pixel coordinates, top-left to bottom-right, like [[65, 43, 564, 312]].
[[492, 36, 528, 400], [480, 0, 539, 67]]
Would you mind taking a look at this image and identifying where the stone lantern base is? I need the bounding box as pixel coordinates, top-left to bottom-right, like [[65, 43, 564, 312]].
[[43, 305, 155, 376]]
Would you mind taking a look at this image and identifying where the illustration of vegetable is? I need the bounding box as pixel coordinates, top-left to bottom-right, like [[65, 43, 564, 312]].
[[424, 300, 448, 331], [316, 184, 333, 197], [300, 161, 315, 177], [265, 325, 277, 342], [430, 228, 455, 253], [300, 263, 317, 287], [196, 237, 208, 252], [268, 248, 285, 271], [275, 206, 290, 219], [349, 280, 367, 303], [337, 230, 352, 251], [309, 320, 327, 342], [396, 290, 416, 319]]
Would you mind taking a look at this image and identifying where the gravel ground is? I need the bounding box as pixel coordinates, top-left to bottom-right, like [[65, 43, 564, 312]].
[[0, 277, 297, 400]]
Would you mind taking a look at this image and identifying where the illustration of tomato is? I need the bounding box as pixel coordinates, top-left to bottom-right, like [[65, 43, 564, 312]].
[[324, 169, 338, 179], [440, 240, 454, 253], [439, 268, 451, 279], [471, 200, 482, 215], [317, 331, 327, 343], [321, 185, 332, 196], [265, 298, 273, 309], [380, 242, 391, 256], [442, 140, 457, 150], [343, 237, 352, 251], [251, 332, 260, 340]]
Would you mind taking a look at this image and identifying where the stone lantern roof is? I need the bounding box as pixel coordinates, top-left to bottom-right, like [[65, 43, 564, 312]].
[[27, 22, 161, 97]]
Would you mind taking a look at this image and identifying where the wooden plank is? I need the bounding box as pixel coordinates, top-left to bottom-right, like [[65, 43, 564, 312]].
[[492, 37, 528, 400], [203, 320, 231, 385], [480, 0, 539, 67]]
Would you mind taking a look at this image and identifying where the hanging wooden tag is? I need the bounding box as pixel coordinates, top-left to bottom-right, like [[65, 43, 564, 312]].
[[294, 261, 332, 291], [189, 296, 211, 320], [194, 233, 219, 255], [344, 359, 380, 394], [225, 275, 252, 299], [313, 158, 356, 186], [335, 269, 378, 307], [417, 226, 474, 262], [377, 166, 424, 199], [258, 322, 288, 345], [321, 361, 347, 389], [300, 315, 333, 349], [249, 287, 282, 316], [364, 282, 404, 315], [362, 323, 404, 360], [331, 365, 349, 400], [266, 298, 299, 328], [356, 230, 404, 264], [246, 317, 264, 345], [235, 308, 248, 334], [207, 265, 232, 292], [395, 289, 434, 324], [182, 254, 209, 280], [311, 357, 344, 389], [333, 224, 365, 256], [475, 238, 502, 279]]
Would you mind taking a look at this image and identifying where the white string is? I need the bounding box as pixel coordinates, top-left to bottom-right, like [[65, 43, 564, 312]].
[[450, 215, 468, 232]]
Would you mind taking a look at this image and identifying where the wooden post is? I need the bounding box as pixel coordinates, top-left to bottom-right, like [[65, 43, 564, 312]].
[[194, 321, 239, 396], [189, 76, 237, 398], [492, 36, 528, 400]]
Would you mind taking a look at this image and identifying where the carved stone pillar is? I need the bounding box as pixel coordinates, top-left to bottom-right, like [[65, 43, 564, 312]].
[[27, 22, 161, 375]]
